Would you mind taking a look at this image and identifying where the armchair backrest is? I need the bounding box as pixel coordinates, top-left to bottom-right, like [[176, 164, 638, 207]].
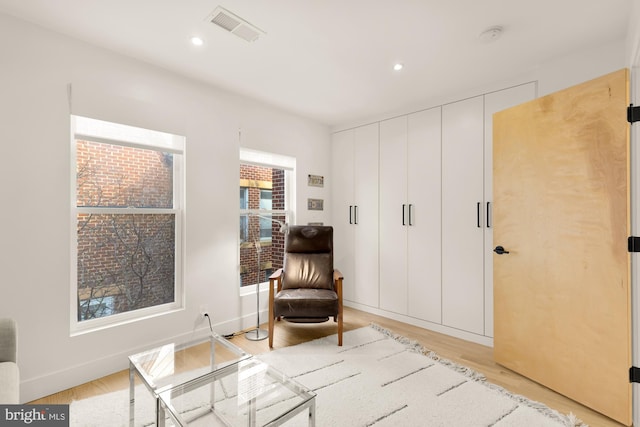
[[282, 226, 334, 290]]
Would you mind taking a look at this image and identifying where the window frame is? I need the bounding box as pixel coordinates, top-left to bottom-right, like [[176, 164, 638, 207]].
[[70, 115, 185, 335]]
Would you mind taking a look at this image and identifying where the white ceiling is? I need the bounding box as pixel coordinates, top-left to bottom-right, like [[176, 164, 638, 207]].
[[0, 1, 632, 127]]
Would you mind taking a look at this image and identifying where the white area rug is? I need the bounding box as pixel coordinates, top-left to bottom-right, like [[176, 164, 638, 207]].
[[70, 325, 586, 426]]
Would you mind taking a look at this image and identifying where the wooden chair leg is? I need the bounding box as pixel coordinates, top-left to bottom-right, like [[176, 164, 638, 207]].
[[337, 311, 343, 346], [268, 273, 279, 349], [268, 311, 275, 348]]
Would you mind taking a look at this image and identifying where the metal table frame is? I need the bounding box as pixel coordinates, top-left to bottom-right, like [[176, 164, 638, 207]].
[[158, 358, 316, 427], [128, 333, 250, 427]]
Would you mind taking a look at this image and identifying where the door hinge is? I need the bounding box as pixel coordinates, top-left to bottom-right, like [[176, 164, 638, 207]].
[[628, 104, 640, 123], [628, 236, 640, 252], [630, 366, 640, 383]]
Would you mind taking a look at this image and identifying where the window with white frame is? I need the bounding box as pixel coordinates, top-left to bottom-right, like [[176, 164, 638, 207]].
[[239, 148, 294, 288], [71, 115, 184, 331]]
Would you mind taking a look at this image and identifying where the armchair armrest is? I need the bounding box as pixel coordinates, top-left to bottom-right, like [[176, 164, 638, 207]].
[[268, 268, 283, 306], [333, 269, 343, 300], [269, 268, 283, 281], [0, 318, 17, 363], [269, 268, 283, 293]]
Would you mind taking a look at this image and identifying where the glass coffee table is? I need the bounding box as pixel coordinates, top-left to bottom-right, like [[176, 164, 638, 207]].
[[129, 333, 250, 427], [158, 358, 316, 427]]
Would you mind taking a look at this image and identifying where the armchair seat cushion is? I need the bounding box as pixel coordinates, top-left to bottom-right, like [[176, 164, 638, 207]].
[[0, 318, 18, 404], [0, 361, 19, 404], [274, 288, 338, 319]]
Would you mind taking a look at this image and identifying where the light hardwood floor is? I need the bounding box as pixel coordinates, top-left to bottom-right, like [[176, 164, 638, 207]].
[[31, 306, 625, 426]]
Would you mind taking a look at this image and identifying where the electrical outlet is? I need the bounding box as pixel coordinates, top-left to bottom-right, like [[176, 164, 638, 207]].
[[200, 305, 208, 319]]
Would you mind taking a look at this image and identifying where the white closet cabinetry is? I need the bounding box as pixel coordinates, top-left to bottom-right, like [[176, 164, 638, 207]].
[[441, 96, 486, 335], [441, 83, 536, 336], [331, 123, 379, 308], [379, 108, 442, 322], [333, 82, 535, 340]]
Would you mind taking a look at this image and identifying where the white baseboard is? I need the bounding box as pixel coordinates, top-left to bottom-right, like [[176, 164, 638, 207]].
[[344, 300, 494, 348], [20, 313, 262, 403]]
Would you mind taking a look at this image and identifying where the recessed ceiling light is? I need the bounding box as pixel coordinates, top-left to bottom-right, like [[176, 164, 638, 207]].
[[190, 36, 204, 46], [393, 63, 404, 71], [479, 26, 503, 43]]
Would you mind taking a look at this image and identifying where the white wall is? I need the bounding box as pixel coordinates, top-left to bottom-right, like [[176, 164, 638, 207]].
[[0, 13, 331, 402]]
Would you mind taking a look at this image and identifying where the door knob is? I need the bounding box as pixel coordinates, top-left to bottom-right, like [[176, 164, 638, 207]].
[[493, 245, 510, 255]]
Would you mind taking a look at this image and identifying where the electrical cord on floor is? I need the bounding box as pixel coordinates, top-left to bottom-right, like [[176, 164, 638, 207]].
[[222, 331, 246, 339], [203, 313, 246, 339]]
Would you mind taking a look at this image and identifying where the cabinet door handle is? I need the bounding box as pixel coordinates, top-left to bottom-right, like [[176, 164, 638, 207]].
[[477, 202, 481, 228], [408, 204, 413, 226], [354, 205, 358, 225], [349, 205, 353, 224], [486, 202, 491, 228], [402, 204, 406, 226]]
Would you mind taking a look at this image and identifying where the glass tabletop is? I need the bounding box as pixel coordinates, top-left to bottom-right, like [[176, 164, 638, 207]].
[[129, 332, 250, 393], [159, 358, 316, 427]]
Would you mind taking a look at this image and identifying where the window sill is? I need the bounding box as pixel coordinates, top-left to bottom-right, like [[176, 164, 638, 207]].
[[70, 303, 183, 337], [239, 281, 272, 297]]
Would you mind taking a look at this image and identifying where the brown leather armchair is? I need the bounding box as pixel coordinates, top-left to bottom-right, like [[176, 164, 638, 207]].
[[268, 225, 343, 348]]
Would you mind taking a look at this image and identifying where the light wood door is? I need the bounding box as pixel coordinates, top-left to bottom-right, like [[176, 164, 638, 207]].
[[442, 96, 485, 334], [493, 69, 631, 425]]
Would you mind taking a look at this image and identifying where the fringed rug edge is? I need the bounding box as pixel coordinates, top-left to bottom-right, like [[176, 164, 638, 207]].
[[368, 323, 588, 427]]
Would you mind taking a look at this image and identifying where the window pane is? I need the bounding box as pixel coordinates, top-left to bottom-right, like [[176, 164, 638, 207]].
[[239, 163, 286, 287], [259, 214, 272, 240], [77, 213, 175, 320], [259, 190, 272, 209], [259, 191, 272, 240], [79, 296, 115, 321], [240, 188, 248, 242], [239, 214, 248, 242], [76, 140, 173, 208], [240, 188, 248, 209]]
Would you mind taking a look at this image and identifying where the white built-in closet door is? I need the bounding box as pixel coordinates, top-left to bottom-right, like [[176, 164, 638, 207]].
[[379, 116, 408, 314], [353, 123, 379, 308], [441, 96, 485, 335], [331, 129, 356, 303], [407, 107, 442, 322]]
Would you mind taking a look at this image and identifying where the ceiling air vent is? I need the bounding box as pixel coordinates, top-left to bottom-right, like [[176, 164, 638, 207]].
[[208, 6, 265, 42]]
